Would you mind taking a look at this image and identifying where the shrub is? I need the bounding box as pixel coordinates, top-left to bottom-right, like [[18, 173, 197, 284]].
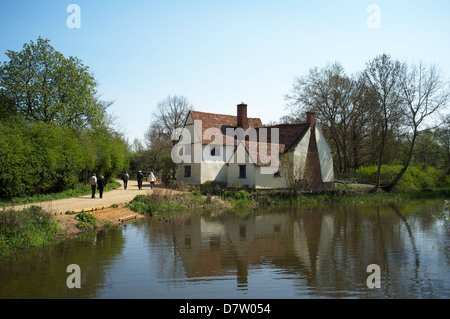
[[201, 180, 227, 195], [0, 206, 61, 255], [127, 195, 157, 215], [355, 164, 444, 192], [75, 212, 98, 230]]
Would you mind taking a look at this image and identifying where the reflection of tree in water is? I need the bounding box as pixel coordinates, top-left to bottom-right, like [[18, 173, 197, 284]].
[[0, 228, 126, 298]]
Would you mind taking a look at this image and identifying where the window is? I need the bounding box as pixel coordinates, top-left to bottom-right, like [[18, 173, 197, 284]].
[[184, 166, 191, 178], [239, 165, 246, 178], [210, 145, 221, 157]]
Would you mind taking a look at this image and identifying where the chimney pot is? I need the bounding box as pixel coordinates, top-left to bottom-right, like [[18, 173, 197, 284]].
[[237, 103, 249, 129]]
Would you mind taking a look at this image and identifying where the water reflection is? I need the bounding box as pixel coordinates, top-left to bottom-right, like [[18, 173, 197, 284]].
[[147, 200, 449, 298], [0, 199, 448, 299]]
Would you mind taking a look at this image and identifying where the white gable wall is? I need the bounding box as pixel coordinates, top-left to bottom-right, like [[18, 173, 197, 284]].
[[293, 129, 311, 180], [315, 127, 334, 183]]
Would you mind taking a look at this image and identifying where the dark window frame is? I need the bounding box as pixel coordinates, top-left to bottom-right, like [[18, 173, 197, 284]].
[[184, 166, 191, 178], [239, 165, 246, 178]]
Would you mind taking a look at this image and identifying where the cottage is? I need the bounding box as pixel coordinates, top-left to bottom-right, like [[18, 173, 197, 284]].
[[172, 103, 334, 189]]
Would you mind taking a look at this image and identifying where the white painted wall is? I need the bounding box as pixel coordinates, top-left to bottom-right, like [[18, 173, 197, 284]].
[[315, 126, 334, 182], [174, 116, 334, 187], [227, 143, 255, 187], [293, 129, 311, 180], [254, 166, 287, 189]]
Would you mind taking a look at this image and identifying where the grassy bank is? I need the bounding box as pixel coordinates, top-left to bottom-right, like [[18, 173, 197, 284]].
[[250, 187, 450, 208], [0, 180, 121, 206], [127, 185, 450, 216], [2, 184, 448, 256], [0, 205, 63, 255]]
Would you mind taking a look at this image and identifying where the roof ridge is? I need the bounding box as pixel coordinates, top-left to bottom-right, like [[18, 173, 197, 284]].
[[190, 109, 261, 120]]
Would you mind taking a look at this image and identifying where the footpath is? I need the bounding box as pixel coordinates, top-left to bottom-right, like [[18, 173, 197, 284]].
[[3, 179, 153, 214], [3, 179, 181, 236]]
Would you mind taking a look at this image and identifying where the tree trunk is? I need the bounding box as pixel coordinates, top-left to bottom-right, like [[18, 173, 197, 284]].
[[381, 131, 417, 192]]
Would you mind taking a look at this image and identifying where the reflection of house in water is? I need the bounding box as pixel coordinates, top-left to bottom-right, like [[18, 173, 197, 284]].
[[173, 211, 335, 288]]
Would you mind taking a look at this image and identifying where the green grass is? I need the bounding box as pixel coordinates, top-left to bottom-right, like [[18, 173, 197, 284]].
[[127, 186, 450, 216], [126, 191, 234, 216], [0, 180, 121, 206], [0, 205, 63, 255], [251, 186, 450, 208]]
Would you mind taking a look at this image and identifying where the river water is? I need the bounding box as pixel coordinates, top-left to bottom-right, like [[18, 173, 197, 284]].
[[0, 199, 449, 299]]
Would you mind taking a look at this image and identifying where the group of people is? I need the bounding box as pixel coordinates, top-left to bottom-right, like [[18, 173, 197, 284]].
[[88, 170, 157, 199], [122, 170, 156, 190], [88, 173, 107, 199]]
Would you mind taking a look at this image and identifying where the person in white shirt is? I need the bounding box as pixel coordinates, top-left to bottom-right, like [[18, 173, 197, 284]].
[[149, 171, 156, 189], [89, 173, 97, 198]]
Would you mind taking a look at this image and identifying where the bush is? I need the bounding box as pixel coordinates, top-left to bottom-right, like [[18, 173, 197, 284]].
[[355, 165, 445, 192], [0, 119, 85, 197], [127, 195, 157, 215], [200, 180, 227, 195], [75, 212, 98, 230], [0, 206, 61, 255]]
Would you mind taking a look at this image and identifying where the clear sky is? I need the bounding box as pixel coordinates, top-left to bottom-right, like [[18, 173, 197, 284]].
[[1, 0, 449, 144]]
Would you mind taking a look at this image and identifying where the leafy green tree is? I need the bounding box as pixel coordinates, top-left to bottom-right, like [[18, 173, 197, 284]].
[[0, 37, 108, 130], [0, 118, 85, 197]]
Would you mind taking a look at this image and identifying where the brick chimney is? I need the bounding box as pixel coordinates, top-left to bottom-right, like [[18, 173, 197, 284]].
[[237, 103, 249, 129], [306, 111, 315, 130]]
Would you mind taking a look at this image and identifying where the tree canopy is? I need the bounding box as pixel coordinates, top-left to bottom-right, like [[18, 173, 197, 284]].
[[0, 37, 108, 130], [285, 54, 450, 191], [0, 38, 127, 198]]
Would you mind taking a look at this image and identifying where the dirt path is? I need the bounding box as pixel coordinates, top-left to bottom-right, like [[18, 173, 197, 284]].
[[3, 179, 184, 236]]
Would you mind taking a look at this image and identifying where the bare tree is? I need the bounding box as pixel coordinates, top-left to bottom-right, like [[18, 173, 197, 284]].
[[361, 54, 404, 192], [382, 62, 450, 191], [285, 62, 356, 173], [145, 94, 193, 179], [278, 153, 308, 195], [148, 95, 193, 143], [434, 115, 450, 175]]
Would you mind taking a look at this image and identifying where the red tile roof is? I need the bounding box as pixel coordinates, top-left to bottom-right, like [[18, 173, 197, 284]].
[[184, 110, 312, 166]]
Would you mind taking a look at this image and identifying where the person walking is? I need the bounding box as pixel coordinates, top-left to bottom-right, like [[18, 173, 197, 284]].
[[137, 170, 144, 190], [122, 171, 129, 190], [97, 175, 107, 198], [149, 171, 156, 189], [89, 173, 97, 198]]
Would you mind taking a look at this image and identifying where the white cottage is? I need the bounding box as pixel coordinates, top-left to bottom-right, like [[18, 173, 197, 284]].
[[173, 103, 334, 189]]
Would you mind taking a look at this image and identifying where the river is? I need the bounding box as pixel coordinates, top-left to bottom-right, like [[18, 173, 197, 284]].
[[0, 199, 448, 299]]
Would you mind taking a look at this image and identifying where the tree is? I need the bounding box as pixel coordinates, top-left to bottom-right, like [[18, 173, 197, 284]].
[[285, 62, 357, 173], [361, 54, 404, 192], [145, 94, 193, 179], [381, 62, 450, 191], [0, 37, 108, 130], [434, 115, 450, 175]]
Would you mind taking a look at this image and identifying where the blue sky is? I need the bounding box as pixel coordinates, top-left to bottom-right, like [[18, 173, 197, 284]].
[[1, 0, 449, 143]]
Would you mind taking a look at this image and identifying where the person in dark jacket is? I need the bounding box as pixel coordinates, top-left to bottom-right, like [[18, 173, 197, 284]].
[[122, 171, 129, 190], [137, 170, 144, 190], [97, 175, 107, 198]]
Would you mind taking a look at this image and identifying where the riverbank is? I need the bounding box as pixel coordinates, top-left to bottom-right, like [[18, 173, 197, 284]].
[[126, 184, 450, 217], [1, 183, 449, 256], [0, 180, 183, 256]]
